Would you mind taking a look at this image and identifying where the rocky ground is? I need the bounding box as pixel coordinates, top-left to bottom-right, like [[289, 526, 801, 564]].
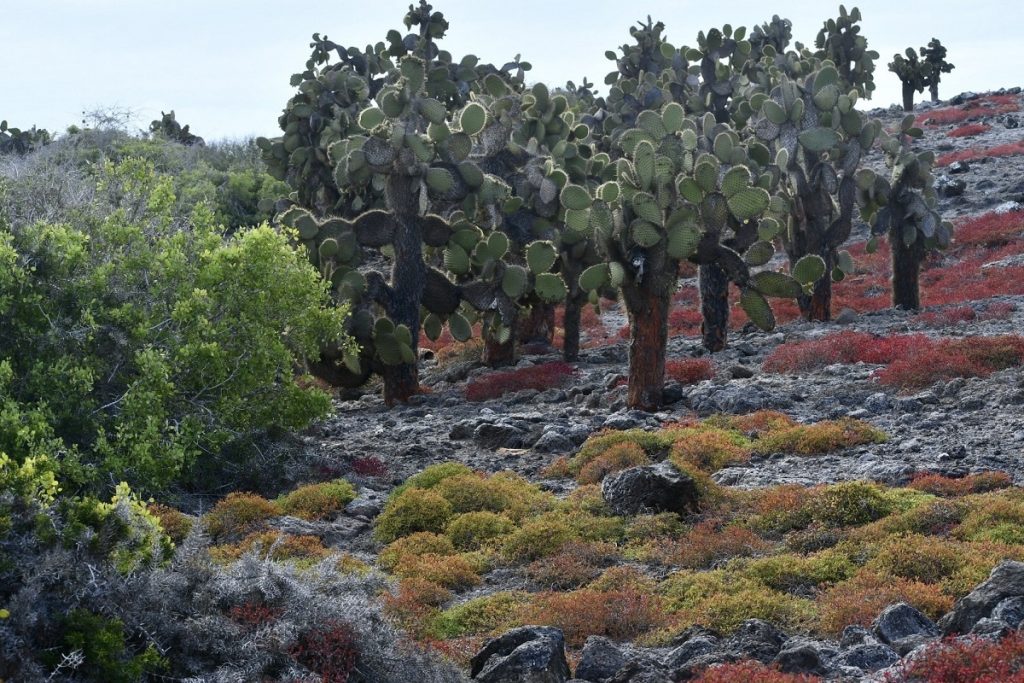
[[289, 88, 1024, 682]]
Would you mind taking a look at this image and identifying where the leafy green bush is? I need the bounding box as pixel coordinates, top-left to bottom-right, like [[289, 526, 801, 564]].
[[0, 158, 352, 493]]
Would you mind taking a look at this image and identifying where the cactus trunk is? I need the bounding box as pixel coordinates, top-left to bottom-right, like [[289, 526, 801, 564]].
[[517, 303, 556, 348], [382, 174, 425, 405], [930, 83, 940, 103], [902, 84, 916, 112], [699, 263, 730, 352], [891, 235, 924, 310], [622, 283, 670, 412], [798, 250, 834, 322], [483, 325, 516, 367], [563, 295, 583, 362]]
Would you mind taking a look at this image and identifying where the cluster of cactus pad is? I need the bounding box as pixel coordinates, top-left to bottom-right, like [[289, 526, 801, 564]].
[[149, 111, 204, 146], [889, 38, 954, 111], [0, 120, 51, 156], [262, 2, 950, 410]]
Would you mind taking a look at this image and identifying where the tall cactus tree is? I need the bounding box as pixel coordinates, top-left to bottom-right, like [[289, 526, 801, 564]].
[[920, 38, 954, 103], [859, 115, 952, 309], [565, 101, 803, 410], [0, 121, 51, 156], [888, 49, 930, 112], [751, 66, 881, 321], [813, 6, 878, 100], [272, 2, 528, 403]]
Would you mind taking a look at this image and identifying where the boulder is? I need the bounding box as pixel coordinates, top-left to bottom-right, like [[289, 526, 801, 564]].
[[723, 619, 786, 663], [992, 596, 1024, 628], [873, 603, 940, 655], [474, 422, 529, 449], [470, 626, 570, 683], [575, 636, 627, 683], [940, 561, 1024, 634], [841, 643, 900, 672], [601, 462, 700, 516], [664, 635, 720, 669]]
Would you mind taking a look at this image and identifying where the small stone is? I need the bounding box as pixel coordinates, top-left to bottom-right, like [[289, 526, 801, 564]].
[[834, 307, 859, 325], [948, 160, 971, 174], [936, 175, 967, 197], [728, 365, 755, 379]]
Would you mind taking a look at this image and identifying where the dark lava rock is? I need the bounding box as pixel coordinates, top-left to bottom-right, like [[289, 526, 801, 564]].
[[773, 640, 826, 675], [533, 430, 573, 453], [601, 462, 700, 516], [474, 422, 528, 449], [992, 596, 1024, 628], [940, 561, 1024, 634], [606, 661, 672, 683], [841, 643, 900, 672], [936, 174, 967, 197], [664, 635, 720, 669], [575, 636, 627, 683], [728, 365, 756, 379], [723, 619, 786, 663], [470, 626, 570, 683], [873, 603, 940, 655], [971, 616, 1013, 638], [948, 160, 971, 174]]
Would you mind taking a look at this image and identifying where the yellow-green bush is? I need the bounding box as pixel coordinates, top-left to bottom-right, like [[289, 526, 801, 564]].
[[374, 488, 454, 543], [393, 552, 481, 590], [445, 511, 516, 551], [753, 418, 887, 455], [735, 549, 857, 592], [203, 492, 280, 543], [429, 592, 529, 639], [812, 481, 894, 528], [669, 427, 752, 472], [277, 478, 356, 520], [576, 443, 649, 484], [501, 515, 576, 562], [378, 532, 456, 571]]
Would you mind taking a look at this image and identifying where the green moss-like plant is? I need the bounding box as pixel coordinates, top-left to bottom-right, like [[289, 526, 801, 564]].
[[277, 478, 356, 520], [374, 488, 454, 543]]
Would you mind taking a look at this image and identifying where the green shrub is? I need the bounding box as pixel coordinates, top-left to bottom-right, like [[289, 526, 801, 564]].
[[445, 511, 516, 551], [203, 492, 280, 543], [277, 479, 356, 520], [429, 592, 528, 639], [0, 158, 352, 493], [391, 462, 473, 497], [501, 515, 576, 562], [374, 489, 454, 543], [379, 532, 457, 571], [56, 609, 166, 683], [813, 481, 894, 527]]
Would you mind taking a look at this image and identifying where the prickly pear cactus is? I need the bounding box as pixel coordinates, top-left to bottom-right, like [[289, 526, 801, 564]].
[[920, 38, 954, 103], [859, 115, 952, 310], [149, 111, 204, 146], [563, 102, 801, 409], [813, 5, 878, 99], [750, 65, 881, 321], [0, 120, 51, 156], [888, 49, 930, 112]]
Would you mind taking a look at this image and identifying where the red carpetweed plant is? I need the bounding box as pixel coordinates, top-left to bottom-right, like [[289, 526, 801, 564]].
[[350, 455, 388, 478], [885, 632, 1024, 683], [954, 210, 1024, 247], [465, 361, 576, 401], [694, 660, 822, 682], [290, 621, 359, 683], [227, 601, 282, 629], [937, 139, 1024, 167], [918, 94, 1020, 126], [909, 471, 1013, 497], [947, 123, 992, 138], [665, 358, 716, 384]]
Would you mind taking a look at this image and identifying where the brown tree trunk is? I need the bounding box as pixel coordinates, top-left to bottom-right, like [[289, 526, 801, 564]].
[[902, 84, 916, 112], [382, 174, 424, 406], [517, 303, 555, 348], [891, 233, 924, 310], [699, 263, 729, 352], [563, 296, 582, 362], [623, 286, 671, 412], [482, 326, 516, 367], [797, 250, 834, 322]]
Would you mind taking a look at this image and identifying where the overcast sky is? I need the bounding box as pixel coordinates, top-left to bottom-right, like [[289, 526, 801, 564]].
[[2, 1, 1020, 141]]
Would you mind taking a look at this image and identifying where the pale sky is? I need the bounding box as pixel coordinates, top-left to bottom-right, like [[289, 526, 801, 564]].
[[2, 1, 1020, 141]]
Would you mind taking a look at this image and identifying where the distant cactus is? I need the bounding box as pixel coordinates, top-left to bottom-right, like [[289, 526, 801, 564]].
[[859, 115, 952, 309], [149, 111, 204, 146], [0, 120, 51, 156], [920, 38, 954, 103], [813, 6, 878, 100], [888, 49, 930, 112]]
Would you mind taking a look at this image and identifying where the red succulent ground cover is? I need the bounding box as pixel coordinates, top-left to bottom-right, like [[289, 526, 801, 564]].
[[665, 358, 716, 384], [289, 621, 359, 683], [763, 331, 1024, 390], [948, 123, 992, 138], [465, 361, 576, 401], [937, 139, 1024, 167], [918, 94, 1020, 127], [884, 632, 1024, 683]]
